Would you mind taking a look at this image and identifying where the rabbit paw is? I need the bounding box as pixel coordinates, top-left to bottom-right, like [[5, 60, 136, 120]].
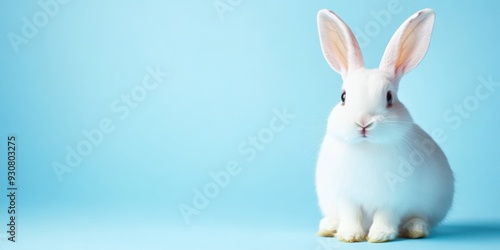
[[335, 226, 365, 242], [317, 217, 339, 237], [400, 217, 429, 239], [367, 226, 397, 243]]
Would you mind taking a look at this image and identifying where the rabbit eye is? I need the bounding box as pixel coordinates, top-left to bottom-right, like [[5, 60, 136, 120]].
[[341, 91, 346, 105], [386, 91, 393, 107]]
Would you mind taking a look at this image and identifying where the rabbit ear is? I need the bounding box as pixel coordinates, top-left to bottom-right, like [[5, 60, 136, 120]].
[[379, 9, 435, 78], [317, 9, 364, 78]]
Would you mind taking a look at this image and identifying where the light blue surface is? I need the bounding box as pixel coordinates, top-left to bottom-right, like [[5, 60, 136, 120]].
[[0, 0, 499, 249]]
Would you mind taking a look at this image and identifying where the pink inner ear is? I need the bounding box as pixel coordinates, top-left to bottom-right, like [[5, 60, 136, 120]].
[[379, 9, 435, 77], [320, 21, 348, 74], [317, 9, 364, 77], [332, 36, 349, 73], [396, 34, 414, 74]]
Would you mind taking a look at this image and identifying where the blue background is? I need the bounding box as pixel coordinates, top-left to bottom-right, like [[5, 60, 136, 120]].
[[1, 0, 499, 249]]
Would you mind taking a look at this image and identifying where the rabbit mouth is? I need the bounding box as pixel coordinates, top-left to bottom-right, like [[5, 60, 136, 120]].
[[357, 121, 373, 138], [361, 127, 368, 137]]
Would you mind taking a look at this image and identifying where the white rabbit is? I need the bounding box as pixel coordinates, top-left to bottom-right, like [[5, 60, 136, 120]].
[[315, 9, 454, 243]]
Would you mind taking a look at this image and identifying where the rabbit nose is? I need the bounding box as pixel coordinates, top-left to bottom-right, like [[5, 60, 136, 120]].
[[356, 121, 374, 129]]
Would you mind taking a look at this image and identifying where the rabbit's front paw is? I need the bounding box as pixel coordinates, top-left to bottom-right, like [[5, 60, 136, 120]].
[[367, 227, 397, 243], [335, 226, 365, 242]]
